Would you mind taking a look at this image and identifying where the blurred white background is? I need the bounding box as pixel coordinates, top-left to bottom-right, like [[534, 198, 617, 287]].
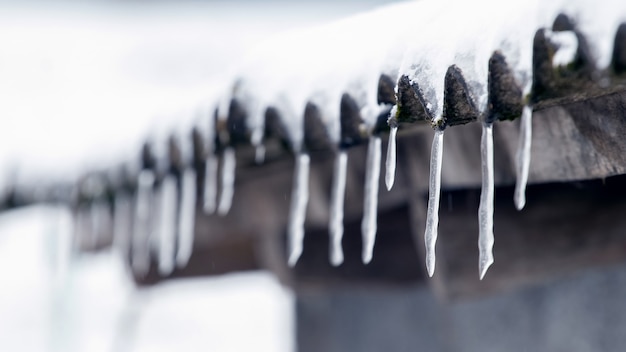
[[0, 1, 398, 351], [0, 205, 294, 352]]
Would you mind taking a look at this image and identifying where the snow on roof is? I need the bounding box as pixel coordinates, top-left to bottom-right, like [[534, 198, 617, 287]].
[[1, 0, 624, 187]]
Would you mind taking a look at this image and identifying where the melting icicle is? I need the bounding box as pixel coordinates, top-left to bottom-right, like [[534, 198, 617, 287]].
[[89, 202, 102, 249], [478, 123, 495, 280], [424, 129, 444, 277], [217, 147, 236, 216], [514, 105, 533, 210], [255, 145, 266, 164], [157, 175, 177, 276], [287, 153, 310, 267], [362, 136, 382, 264], [176, 168, 197, 268], [203, 154, 219, 214], [329, 151, 348, 266], [72, 208, 86, 252], [113, 193, 132, 259], [385, 126, 398, 191], [132, 170, 155, 276]]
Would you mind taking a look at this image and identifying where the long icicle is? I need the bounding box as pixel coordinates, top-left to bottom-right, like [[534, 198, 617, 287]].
[[287, 153, 310, 267], [203, 154, 219, 214], [514, 105, 533, 210], [385, 125, 398, 191], [329, 150, 348, 266], [176, 168, 196, 268], [131, 170, 155, 277], [217, 147, 236, 216], [362, 136, 382, 264], [157, 174, 177, 276], [424, 129, 444, 277], [478, 123, 495, 280]]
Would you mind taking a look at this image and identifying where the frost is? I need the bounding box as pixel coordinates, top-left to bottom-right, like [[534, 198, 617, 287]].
[[157, 175, 177, 276], [203, 154, 219, 214], [515, 105, 533, 210], [362, 136, 381, 264], [132, 170, 155, 277], [478, 123, 495, 280], [329, 151, 348, 266], [176, 168, 196, 268], [217, 147, 236, 216], [424, 130, 444, 277], [385, 126, 398, 191], [287, 153, 310, 267]]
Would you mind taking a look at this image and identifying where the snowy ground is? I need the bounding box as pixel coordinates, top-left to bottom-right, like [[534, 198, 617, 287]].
[[0, 205, 294, 352]]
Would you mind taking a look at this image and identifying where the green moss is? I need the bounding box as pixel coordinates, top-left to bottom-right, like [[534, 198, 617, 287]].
[[432, 118, 446, 131]]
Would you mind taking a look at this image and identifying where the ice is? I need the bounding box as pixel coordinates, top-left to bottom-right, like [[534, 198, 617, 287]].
[[132, 170, 155, 277], [362, 136, 382, 264], [235, 0, 626, 147], [203, 154, 219, 214], [478, 123, 495, 280], [157, 174, 177, 276], [514, 106, 533, 210], [424, 130, 444, 277], [329, 151, 348, 266], [287, 153, 310, 267], [89, 201, 109, 249], [112, 193, 132, 259], [255, 145, 266, 164], [176, 168, 197, 268], [385, 126, 398, 191], [217, 147, 236, 216]]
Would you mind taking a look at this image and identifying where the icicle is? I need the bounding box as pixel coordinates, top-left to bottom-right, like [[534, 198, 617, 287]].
[[252, 128, 266, 164], [132, 170, 155, 276], [514, 105, 533, 210], [385, 126, 398, 191], [113, 193, 132, 260], [255, 145, 266, 164], [157, 175, 177, 276], [176, 168, 196, 268], [287, 153, 310, 267], [89, 202, 102, 249], [424, 129, 444, 277], [217, 147, 236, 216], [203, 154, 219, 214], [362, 136, 382, 264], [54, 208, 73, 289], [72, 208, 86, 252], [329, 151, 348, 266], [478, 123, 495, 280]]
